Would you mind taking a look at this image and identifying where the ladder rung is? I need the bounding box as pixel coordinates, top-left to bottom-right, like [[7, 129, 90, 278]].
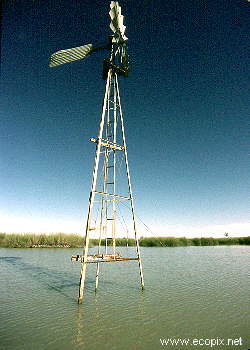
[[107, 218, 114, 220], [107, 165, 114, 168], [106, 182, 114, 185], [93, 191, 131, 200]]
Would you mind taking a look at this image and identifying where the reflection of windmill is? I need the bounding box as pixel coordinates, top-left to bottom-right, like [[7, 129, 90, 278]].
[[49, 1, 144, 303]]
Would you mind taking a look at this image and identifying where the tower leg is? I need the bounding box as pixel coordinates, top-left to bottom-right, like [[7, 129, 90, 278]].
[[115, 74, 145, 291], [78, 70, 112, 303], [78, 261, 87, 303], [95, 263, 100, 292], [137, 250, 145, 290]]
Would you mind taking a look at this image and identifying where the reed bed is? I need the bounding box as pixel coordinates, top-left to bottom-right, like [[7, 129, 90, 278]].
[[139, 236, 250, 247], [0, 233, 85, 248], [0, 233, 249, 248]]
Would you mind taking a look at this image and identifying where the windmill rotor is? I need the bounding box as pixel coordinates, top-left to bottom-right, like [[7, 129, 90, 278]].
[[109, 1, 128, 43]]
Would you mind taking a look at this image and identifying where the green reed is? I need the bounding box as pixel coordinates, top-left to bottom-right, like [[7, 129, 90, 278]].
[[0, 233, 249, 248], [0, 233, 85, 248]]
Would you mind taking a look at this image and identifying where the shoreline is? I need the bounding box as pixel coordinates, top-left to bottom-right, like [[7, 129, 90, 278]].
[[0, 233, 249, 248]]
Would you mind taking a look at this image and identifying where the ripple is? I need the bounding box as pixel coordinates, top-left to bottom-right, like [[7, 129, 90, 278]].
[[0, 246, 249, 350]]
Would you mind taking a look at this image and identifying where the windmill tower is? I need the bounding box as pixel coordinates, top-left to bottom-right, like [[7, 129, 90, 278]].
[[49, 1, 144, 303]]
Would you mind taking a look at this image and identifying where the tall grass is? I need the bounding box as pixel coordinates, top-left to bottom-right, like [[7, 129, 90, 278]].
[[0, 233, 249, 248], [91, 238, 136, 247], [139, 236, 250, 247], [0, 233, 85, 248]]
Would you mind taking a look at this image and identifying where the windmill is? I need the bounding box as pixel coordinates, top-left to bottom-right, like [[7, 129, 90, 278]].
[[49, 1, 144, 303]]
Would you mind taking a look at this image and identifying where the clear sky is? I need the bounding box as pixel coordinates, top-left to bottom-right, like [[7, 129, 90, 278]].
[[1, 0, 249, 237]]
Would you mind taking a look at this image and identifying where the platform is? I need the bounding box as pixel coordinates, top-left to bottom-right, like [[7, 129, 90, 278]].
[[71, 253, 139, 264]]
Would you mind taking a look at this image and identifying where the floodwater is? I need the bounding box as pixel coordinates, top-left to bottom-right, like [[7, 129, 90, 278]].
[[0, 246, 249, 350]]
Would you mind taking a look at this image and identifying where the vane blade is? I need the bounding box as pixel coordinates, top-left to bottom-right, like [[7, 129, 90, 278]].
[[49, 44, 93, 67], [109, 1, 128, 42]]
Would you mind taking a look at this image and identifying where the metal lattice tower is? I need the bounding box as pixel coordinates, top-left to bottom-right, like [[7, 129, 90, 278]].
[[49, 1, 144, 303]]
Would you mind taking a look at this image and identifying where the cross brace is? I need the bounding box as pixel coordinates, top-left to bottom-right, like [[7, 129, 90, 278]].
[[90, 137, 124, 151]]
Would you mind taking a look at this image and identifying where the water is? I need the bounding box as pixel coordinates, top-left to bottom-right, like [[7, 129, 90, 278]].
[[0, 246, 249, 350]]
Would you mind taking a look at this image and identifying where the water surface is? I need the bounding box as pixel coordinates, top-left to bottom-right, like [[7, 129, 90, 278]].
[[0, 246, 249, 350]]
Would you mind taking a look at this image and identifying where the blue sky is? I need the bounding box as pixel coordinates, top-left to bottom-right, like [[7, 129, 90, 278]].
[[1, 0, 249, 237]]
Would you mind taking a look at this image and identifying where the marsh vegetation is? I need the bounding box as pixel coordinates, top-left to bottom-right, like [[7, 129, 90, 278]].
[[0, 233, 249, 248]]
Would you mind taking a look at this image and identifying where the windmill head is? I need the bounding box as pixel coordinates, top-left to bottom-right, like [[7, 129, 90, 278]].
[[48, 1, 129, 78], [109, 1, 128, 44]]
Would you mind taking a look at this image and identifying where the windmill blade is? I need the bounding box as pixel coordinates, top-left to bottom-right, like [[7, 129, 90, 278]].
[[49, 44, 93, 67], [109, 1, 128, 43]]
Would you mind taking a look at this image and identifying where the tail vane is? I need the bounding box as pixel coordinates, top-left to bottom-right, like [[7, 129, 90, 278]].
[[49, 44, 93, 67]]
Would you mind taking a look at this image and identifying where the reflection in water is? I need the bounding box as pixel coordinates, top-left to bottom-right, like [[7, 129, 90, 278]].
[[74, 288, 146, 349], [1, 255, 78, 300], [0, 256, 22, 264], [75, 305, 85, 348]]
